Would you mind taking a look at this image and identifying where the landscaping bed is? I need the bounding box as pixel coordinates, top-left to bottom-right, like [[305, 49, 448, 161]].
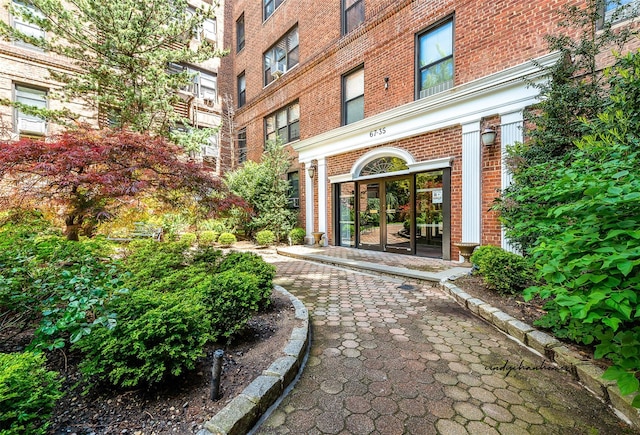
[[0, 290, 295, 435]]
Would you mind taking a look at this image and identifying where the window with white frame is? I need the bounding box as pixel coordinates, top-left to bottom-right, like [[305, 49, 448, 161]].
[[264, 0, 284, 21], [263, 26, 299, 86], [342, 0, 364, 35], [238, 72, 246, 108], [417, 18, 453, 99], [265, 101, 300, 144], [168, 63, 217, 103], [343, 66, 364, 125], [11, 0, 45, 48], [603, 0, 639, 24], [14, 84, 47, 136]]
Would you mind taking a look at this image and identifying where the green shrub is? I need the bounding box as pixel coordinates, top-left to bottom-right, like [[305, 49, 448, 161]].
[[255, 230, 275, 246], [288, 227, 306, 245], [199, 230, 219, 245], [218, 252, 275, 305], [180, 232, 197, 245], [217, 232, 236, 246], [203, 270, 263, 339], [76, 288, 211, 388], [0, 352, 63, 435], [470, 246, 534, 295], [120, 240, 189, 288], [470, 245, 503, 274]]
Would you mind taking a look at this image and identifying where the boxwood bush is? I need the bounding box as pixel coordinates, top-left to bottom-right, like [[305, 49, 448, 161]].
[[198, 230, 219, 246], [288, 227, 306, 245], [255, 229, 275, 246], [470, 245, 534, 295], [0, 352, 63, 435], [217, 232, 236, 246]]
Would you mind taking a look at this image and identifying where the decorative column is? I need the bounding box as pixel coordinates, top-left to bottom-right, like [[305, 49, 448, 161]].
[[461, 121, 482, 247], [500, 111, 524, 253], [317, 158, 327, 246], [304, 161, 315, 245]]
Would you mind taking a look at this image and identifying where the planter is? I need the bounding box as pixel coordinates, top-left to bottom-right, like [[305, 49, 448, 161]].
[[455, 242, 479, 266], [312, 232, 325, 247]]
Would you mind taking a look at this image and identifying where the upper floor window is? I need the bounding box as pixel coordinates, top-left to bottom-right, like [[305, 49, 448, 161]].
[[263, 26, 299, 86], [14, 84, 47, 136], [201, 18, 216, 42], [169, 64, 217, 103], [417, 18, 453, 99], [603, 0, 638, 24], [265, 101, 300, 144], [264, 0, 284, 21], [237, 72, 246, 108], [236, 14, 245, 52], [238, 128, 247, 164], [343, 66, 364, 125], [342, 0, 364, 35], [11, 0, 45, 49]]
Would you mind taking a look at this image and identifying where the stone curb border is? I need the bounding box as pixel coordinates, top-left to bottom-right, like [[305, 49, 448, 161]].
[[196, 285, 310, 435], [441, 280, 640, 428]]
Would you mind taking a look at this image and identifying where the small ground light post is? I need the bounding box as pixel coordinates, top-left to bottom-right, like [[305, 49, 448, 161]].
[[210, 349, 224, 401]]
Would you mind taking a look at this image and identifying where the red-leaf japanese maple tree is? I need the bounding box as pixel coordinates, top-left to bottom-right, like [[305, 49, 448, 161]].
[[0, 128, 244, 240]]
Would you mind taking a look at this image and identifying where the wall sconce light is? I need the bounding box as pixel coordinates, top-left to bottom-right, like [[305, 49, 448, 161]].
[[307, 160, 317, 179], [481, 126, 497, 146], [384, 77, 389, 90]]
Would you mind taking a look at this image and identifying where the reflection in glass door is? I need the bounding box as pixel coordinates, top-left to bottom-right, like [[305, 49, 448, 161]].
[[384, 178, 412, 253], [415, 171, 444, 257], [338, 183, 356, 247], [358, 182, 381, 250]]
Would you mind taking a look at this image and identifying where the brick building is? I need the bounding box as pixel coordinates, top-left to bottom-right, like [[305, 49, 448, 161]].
[[0, 0, 224, 171], [223, 0, 637, 260]]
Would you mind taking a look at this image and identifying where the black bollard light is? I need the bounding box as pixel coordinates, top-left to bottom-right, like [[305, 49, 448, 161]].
[[210, 349, 224, 401]]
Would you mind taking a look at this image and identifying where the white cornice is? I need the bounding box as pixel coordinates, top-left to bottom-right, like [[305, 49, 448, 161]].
[[294, 52, 560, 160]]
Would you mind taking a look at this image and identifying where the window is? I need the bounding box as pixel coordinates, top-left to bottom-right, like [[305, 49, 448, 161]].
[[238, 128, 247, 164], [195, 71, 217, 102], [236, 14, 245, 52], [343, 67, 364, 125], [288, 171, 300, 208], [168, 64, 216, 102], [417, 18, 453, 99], [14, 84, 47, 136], [264, 0, 284, 21], [202, 18, 216, 42], [11, 0, 45, 49], [264, 26, 299, 86], [265, 102, 300, 144], [237, 72, 246, 108], [342, 0, 364, 34], [603, 0, 638, 24]]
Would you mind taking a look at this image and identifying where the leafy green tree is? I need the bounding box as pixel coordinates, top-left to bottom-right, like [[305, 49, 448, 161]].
[[0, 0, 224, 135], [225, 139, 298, 241], [496, 0, 637, 253], [525, 50, 640, 407]]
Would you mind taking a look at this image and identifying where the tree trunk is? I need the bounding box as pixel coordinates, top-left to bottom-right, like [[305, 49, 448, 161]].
[[65, 214, 83, 241]]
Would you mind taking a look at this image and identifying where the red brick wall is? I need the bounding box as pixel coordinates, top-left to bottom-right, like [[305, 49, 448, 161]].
[[225, 0, 580, 151], [481, 116, 503, 247]]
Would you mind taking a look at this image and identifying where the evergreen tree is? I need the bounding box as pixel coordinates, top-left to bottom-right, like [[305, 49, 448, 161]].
[[0, 0, 224, 135]]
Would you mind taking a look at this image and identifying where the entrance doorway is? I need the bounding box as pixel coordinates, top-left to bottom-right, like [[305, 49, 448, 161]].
[[335, 169, 449, 258]]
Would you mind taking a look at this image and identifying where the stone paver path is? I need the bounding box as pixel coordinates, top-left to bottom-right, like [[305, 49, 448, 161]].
[[256, 254, 635, 434]]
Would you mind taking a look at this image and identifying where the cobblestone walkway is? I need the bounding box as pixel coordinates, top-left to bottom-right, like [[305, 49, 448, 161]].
[[256, 254, 635, 434]]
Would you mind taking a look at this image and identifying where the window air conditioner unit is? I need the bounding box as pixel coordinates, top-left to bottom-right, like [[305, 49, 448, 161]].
[[17, 118, 46, 135], [202, 91, 216, 105], [271, 64, 285, 80]]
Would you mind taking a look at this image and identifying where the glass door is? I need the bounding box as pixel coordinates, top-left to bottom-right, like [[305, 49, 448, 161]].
[[415, 171, 444, 257], [358, 182, 382, 250], [338, 183, 356, 247], [384, 178, 412, 253]]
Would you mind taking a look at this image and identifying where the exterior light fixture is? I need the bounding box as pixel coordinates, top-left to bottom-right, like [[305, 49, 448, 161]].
[[307, 160, 317, 179], [481, 126, 497, 146]]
